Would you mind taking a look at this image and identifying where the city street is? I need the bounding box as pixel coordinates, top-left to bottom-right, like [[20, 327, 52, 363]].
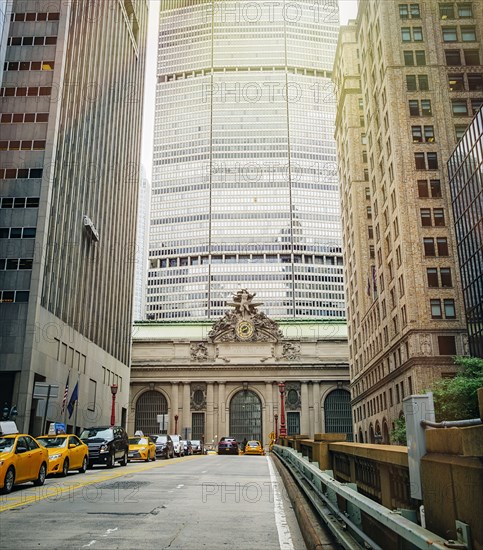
[[0, 454, 306, 550]]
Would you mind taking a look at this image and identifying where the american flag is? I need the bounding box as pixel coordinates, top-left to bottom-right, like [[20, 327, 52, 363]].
[[61, 373, 69, 414]]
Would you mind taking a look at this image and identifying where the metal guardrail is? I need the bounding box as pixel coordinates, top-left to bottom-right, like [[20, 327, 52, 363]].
[[273, 444, 468, 550]]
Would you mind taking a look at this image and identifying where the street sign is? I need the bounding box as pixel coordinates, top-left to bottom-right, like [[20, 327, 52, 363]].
[[33, 383, 59, 399]]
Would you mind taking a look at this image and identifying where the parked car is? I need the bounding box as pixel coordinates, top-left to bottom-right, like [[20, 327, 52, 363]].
[[128, 436, 156, 462], [181, 440, 193, 456], [37, 434, 89, 475], [217, 437, 239, 455], [190, 439, 203, 454], [169, 435, 184, 457], [149, 434, 174, 459], [0, 433, 49, 494], [79, 426, 129, 468], [243, 440, 265, 456]]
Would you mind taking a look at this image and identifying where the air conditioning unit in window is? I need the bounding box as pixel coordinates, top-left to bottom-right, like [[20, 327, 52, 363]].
[[83, 215, 100, 242]]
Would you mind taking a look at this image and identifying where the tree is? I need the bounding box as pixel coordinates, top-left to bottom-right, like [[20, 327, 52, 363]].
[[431, 356, 483, 422], [390, 416, 407, 445]]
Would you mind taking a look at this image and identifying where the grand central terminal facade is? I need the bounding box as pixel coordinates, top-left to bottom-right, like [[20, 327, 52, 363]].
[[129, 291, 351, 446]]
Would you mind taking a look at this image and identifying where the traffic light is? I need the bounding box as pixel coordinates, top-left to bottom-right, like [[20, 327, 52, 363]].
[[2, 402, 9, 420]]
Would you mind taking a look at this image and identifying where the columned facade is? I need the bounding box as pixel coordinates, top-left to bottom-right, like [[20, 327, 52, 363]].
[[130, 292, 350, 445]]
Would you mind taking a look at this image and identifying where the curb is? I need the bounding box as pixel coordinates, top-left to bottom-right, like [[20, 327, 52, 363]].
[[271, 453, 339, 550]]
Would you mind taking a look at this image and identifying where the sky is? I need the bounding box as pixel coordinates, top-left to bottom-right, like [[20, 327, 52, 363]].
[[140, 0, 359, 177]]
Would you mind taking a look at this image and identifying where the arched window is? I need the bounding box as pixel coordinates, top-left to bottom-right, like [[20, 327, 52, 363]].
[[229, 390, 262, 443], [324, 389, 353, 441], [135, 390, 168, 435]]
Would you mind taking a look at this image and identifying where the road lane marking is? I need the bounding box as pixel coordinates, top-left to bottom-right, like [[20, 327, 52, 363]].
[[0, 456, 200, 513], [82, 541, 96, 548], [267, 456, 295, 550]]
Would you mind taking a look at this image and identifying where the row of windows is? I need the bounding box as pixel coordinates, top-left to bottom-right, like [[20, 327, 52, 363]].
[[448, 73, 483, 91], [401, 27, 423, 42], [431, 299, 456, 319], [424, 237, 449, 256], [451, 98, 483, 117], [411, 125, 435, 143], [0, 140, 46, 151], [0, 227, 36, 239], [1, 112, 49, 124], [420, 208, 446, 227], [439, 3, 474, 19], [427, 268, 453, 288], [10, 12, 60, 22], [0, 197, 39, 209], [406, 74, 429, 91], [414, 152, 439, 170], [0, 258, 33, 271], [0, 86, 51, 97], [417, 179, 442, 198], [0, 168, 43, 180], [445, 48, 480, 65], [441, 25, 477, 42], [7, 36, 57, 46], [4, 61, 54, 71], [0, 290, 30, 303], [399, 4, 421, 19]]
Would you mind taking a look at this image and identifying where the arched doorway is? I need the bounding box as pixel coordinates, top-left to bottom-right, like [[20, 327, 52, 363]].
[[229, 390, 262, 443], [369, 424, 375, 444], [358, 428, 364, 443], [324, 389, 353, 441], [135, 390, 168, 434], [382, 420, 389, 444]]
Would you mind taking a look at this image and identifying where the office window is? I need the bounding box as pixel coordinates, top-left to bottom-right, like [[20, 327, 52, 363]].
[[448, 73, 465, 90], [430, 180, 442, 197], [464, 49, 480, 65], [452, 99, 468, 115], [424, 126, 435, 142], [438, 336, 456, 355], [444, 300, 456, 318], [437, 238, 449, 256], [415, 50, 426, 65], [431, 299, 442, 319], [418, 180, 429, 197], [404, 51, 415, 66], [399, 4, 409, 18], [412, 126, 423, 142], [402, 27, 411, 41], [440, 268, 452, 287], [410, 4, 420, 17], [445, 49, 461, 65], [427, 153, 438, 169], [455, 124, 467, 140], [406, 75, 417, 91], [409, 99, 420, 116], [471, 99, 483, 115], [413, 27, 423, 41], [442, 27, 458, 42], [433, 208, 445, 226], [424, 238, 436, 256], [467, 74, 483, 91], [415, 152, 426, 169], [440, 4, 455, 19], [421, 99, 432, 115], [458, 4, 473, 18], [427, 268, 438, 287], [461, 27, 476, 41], [418, 75, 429, 90], [420, 208, 432, 226]]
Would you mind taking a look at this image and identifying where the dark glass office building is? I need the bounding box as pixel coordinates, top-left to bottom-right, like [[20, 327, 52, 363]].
[[448, 108, 483, 358]]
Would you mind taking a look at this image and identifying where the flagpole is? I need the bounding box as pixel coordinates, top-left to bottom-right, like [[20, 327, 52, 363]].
[[63, 369, 71, 426], [73, 373, 79, 434]]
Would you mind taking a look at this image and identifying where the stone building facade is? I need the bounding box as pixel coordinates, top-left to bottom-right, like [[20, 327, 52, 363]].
[[130, 291, 350, 445], [333, 0, 482, 443]]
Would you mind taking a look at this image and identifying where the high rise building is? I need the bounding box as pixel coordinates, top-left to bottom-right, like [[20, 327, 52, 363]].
[[133, 166, 151, 321], [0, 0, 148, 433], [448, 107, 483, 358], [148, 0, 345, 320], [334, 0, 482, 443]]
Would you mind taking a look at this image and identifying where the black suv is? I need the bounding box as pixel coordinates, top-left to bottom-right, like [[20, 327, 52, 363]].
[[149, 434, 175, 459], [80, 426, 129, 468]]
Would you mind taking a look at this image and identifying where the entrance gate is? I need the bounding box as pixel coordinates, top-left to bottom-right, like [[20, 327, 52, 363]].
[[135, 390, 168, 435], [229, 390, 262, 443], [324, 389, 353, 441]]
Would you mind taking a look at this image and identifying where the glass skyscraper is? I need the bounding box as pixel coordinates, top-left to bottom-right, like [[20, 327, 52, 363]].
[[148, 0, 344, 320]]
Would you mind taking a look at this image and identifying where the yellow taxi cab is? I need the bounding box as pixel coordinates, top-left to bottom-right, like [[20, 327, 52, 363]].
[[0, 433, 49, 494], [244, 440, 265, 456], [37, 434, 89, 476], [128, 436, 156, 462]]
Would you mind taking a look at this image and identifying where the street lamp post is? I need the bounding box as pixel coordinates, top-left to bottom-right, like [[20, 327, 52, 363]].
[[174, 414, 179, 434], [278, 383, 287, 437], [110, 384, 118, 426], [274, 413, 279, 440]]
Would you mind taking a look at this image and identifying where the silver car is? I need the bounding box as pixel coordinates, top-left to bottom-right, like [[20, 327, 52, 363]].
[[169, 435, 184, 457]]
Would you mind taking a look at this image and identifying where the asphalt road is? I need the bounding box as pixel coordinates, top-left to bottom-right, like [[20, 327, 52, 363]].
[[0, 454, 307, 550]]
